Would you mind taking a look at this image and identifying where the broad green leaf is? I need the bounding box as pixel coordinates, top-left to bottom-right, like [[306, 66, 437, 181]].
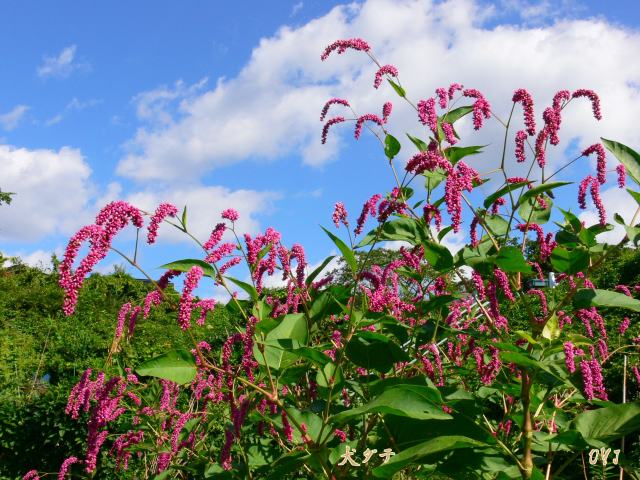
[[519, 195, 552, 225], [321, 226, 357, 275], [602, 138, 640, 185], [500, 351, 542, 371], [254, 313, 308, 370], [372, 436, 487, 478], [384, 134, 401, 160], [440, 106, 474, 125], [345, 331, 409, 373], [573, 288, 640, 312], [518, 181, 571, 206], [160, 258, 216, 278], [573, 402, 640, 443], [406, 132, 428, 152], [541, 314, 560, 340], [423, 240, 454, 271], [316, 361, 343, 388], [356, 217, 426, 248], [484, 213, 510, 236], [493, 246, 532, 273], [483, 181, 529, 209], [388, 79, 406, 98], [136, 350, 196, 385], [625, 225, 640, 245], [225, 276, 258, 301], [443, 144, 485, 164], [550, 246, 589, 275], [331, 384, 451, 424]]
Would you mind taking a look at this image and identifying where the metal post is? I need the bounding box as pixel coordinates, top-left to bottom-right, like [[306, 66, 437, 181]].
[[620, 354, 627, 480]]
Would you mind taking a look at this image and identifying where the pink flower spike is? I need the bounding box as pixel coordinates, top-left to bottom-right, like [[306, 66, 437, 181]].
[[515, 130, 527, 162], [320, 98, 350, 122], [435, 87, 448, 109], [448, 83, 463, 100], [617, 164, 626, 188], [354, 113, 384, 140], [321, 38, 371, 61], [221, 209, 240, 222], [441, 122, 457, 145], [178, 266, 204, 330], [147, 203, 178, 244], [58, 456, 80, 480], [572, 89, 602, 120], [382, 102, 393, 123], [582, 144, 607, 185], [512, 89, 536, 136], [417, 98, 438, 133], [332, 202, 349, 228], [373, 64, 398, 89], [321, 116, 345, 144]]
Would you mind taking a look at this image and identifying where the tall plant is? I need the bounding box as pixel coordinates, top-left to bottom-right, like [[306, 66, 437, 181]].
[[22, 38, 640, 480]]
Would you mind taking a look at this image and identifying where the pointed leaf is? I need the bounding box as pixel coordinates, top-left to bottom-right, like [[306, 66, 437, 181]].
[[573, 288, 640, 312], [573, 402, 640, 443], [384, 134, 401, 160], [602, 138, 640, 186], [225, 276, 258, 301], [387, 79, 406, 98], [406, 133, 428, 152], [160, 258, 216, 278], [136, 350, 196, 385], [321, 226, 357, 275]]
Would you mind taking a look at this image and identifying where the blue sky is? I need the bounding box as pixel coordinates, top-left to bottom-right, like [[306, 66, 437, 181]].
[[1, 0, 640, 299]]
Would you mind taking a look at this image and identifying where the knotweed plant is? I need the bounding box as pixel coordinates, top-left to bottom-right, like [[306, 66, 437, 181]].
[[23, 38, 640, 480]]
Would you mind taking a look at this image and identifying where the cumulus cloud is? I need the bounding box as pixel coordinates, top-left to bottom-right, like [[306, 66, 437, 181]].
[[37, 45, 87, 79], [115, 0, 640, 185], [0, 145, 95, 241], [579, 185, 638, 244], [0, 105, 29, 131]]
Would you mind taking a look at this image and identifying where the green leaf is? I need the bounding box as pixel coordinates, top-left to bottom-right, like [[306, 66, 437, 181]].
[[443, 145, 485, 164], [625, 225, 640, 246], [321, 226, 357, 275], [550, 246, 590, 275], [384, 134, 401, 160], [484, 213, 510, 236], [356, 217, 426, 248], [423, 240, 454, 271], [573, 288, 640, 312], [541, 314, 560, 340], [387, 79, 406, 98], [316, 361, 343, 388], [372, 436, 487, 478], [483, 181, 529, 209], [331, 384, 451, 424], [573, 402, 640, 443], [440, 105, 474, 125], [305, 255, 336, 287], [518, 181, 571, 206], [500, 351, 543, 371], [519, 195, 553, 225], [493, 246, 532, 273], [406, 133, 429, 152], [627, 188, 640, 210], [136, 350, 196, 385], [225, 276, 258, 301], [160, 258, 216, 278], [254, 313, 308, 370], [345, 331, 410, 373], [602, 138, 640, 186], [180, 205, 188, 230]]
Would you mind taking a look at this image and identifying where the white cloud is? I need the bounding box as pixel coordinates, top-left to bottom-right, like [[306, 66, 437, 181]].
[[66, 97, 102, 111], [0, 145, 95, 241], [4, 249, 59, 271], [291, 1, 304, 17], [0, 105, 29, 131], [37, 45, 87, 79], [115, 0, 640, 185], [44, 114, 63, 127]]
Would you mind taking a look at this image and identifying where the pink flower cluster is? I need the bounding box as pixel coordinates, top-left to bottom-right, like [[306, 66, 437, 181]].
[[321, 38, 370, 61], [373, 64, 398, 89], [578, 175, 606, 225], [320, 98, 350, 122], [582, 143, 607, 184], [512, 89, 536, 135], [463, 88, 492, 130], [147, 202, 178, 244], [332, 201, 349, 228]]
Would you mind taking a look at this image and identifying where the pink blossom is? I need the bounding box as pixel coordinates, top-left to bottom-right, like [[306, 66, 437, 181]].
[[147, 203, 178, 244], [582, 143, 607, 184], [463, 88, 492, 130], [542, 107, 561, 145], [552, 90, 571, 111], [335, 428, 347, 442], [178, 266, 204, 330], [221, 208, 240, 222], [528, 289, 547, 315], [321, 38, 371, 61], [469, 215, 479, 247], [564, 342, 576, 373], [406, 148, 453, 176], [58, 456, 80, 479], [115, 302, 132, 340], [491, 197, 506, 215], [354, 194, 381, 236], [512, 89, 536, 136], [620, 317, 631, 335], [423, 203, 442, 230], [203, 223, 226, 251], [515, 130, 527, 163], [321, 116, 345, 144], [417, 98, 438, 133], [382, 101, 393, 123], [435, 87, 448, 108], [332, 202, 349, 228], [448, 83, 463, 99], [572, 89, 602, 120], [445, 161, 479, 232], [373, 64, 399, 89], [617, 164, 626, 188], [354, 113, 384, 139], [534, 128, 548, 168], [441, 122, 457, 145], [320, 98, 350, 121], [632, 366, 640, 386], [494, 268, 515, 302]]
